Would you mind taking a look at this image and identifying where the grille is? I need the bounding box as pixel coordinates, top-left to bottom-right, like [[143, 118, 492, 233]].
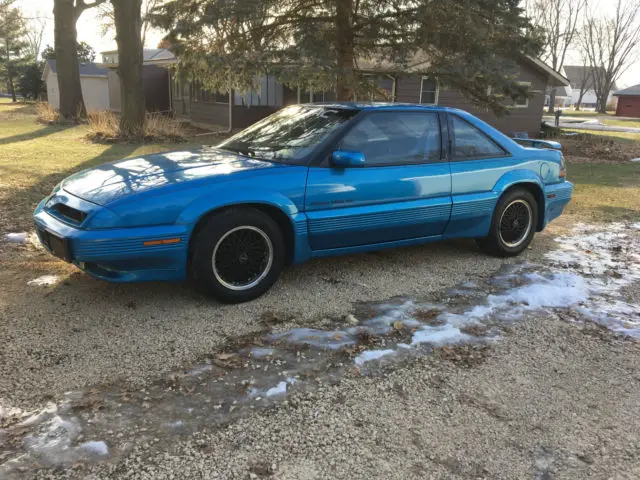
[[50, 203, 87, 224]]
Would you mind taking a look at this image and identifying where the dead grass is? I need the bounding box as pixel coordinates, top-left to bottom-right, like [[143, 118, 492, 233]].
[[86, 111, 187, 144], [550, 131, 640, 163], [35, 102, 61, 124]]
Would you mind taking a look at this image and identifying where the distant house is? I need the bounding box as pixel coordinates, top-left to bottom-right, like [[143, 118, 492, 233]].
[[42, 49, 177, 113], [550, 66, 617, 109], [613, 84, 640, 117], [100, 48, 176, 66], [42, 60, 111, 112], [167, 55, 568, 139]]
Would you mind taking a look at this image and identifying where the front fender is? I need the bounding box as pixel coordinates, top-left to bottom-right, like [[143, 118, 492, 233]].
[[176, 189, 300, 226]]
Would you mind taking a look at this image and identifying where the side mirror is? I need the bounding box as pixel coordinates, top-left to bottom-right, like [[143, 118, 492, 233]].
[[332, 150, 365, 167]]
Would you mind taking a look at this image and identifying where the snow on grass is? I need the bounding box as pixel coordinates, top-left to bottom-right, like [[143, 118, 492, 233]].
[[27, 275, 61, 287], [354, 349, 395, 366]]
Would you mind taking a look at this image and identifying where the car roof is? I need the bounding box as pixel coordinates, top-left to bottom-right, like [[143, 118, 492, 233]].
[[308, 102, 461, 113]]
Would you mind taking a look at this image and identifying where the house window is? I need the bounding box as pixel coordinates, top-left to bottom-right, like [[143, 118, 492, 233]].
[[420, 76, 438, 104], [514, 82, 531, 108], [191, 79, 229, 104]]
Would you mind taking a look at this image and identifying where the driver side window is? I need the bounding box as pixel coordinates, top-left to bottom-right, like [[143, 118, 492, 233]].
[[339, 112, 441, 166]]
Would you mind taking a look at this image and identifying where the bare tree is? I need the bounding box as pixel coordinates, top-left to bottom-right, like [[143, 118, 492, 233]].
[[23, 15, 47, 60], [581, 0, 640, 113], [573, 55, 594, 111], [97, 0, 161, 46], [53, 0, 107, 120], [529, 0, 587, 113]]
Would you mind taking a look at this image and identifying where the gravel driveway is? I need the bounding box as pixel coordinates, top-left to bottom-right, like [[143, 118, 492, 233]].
[[1, 221, 639, 479]]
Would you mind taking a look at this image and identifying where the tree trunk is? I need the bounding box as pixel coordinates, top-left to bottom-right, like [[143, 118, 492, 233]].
[[547, 88, 556, 113], [54, 0, 86, 120], [8, 74, 16, 102], [112, 0, 145, 138], [335, 0, 354, 101]]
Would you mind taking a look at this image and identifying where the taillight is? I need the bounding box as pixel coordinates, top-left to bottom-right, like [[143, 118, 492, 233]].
[[559, 154, 567, 179]]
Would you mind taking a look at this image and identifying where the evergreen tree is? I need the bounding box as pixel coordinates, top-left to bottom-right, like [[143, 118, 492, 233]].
[[0, 0, 27, 102], [151, 0, 544, 114], [42, 41, 97, 63]]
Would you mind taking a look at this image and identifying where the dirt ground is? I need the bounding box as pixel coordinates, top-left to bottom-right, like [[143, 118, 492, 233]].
[[1, 218, 639, 479]]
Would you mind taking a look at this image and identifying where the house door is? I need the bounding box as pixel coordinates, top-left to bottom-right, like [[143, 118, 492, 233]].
[[305, 111, 452, 251]]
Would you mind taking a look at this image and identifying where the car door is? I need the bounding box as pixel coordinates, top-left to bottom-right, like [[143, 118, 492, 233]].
[[444, 113, 518, 238], [304, 110, 452, 251]]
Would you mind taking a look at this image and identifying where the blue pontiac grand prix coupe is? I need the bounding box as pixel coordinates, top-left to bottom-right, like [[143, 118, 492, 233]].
[[34, 104, 573, 302]]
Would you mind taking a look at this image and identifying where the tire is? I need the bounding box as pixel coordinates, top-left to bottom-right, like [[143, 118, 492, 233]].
[[477, 188, 538, 257], [190, 208, 285, 303]]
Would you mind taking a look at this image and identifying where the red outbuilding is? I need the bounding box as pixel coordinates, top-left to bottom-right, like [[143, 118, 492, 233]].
[[614, 84, 640, 117]]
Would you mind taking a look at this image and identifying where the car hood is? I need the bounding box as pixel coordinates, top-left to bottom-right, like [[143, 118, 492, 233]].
[[62, 147, 285, 206]]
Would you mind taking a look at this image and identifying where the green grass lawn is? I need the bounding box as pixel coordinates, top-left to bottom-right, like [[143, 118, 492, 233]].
[[0, 100, 638, 233], [566, 163, 640, 222]]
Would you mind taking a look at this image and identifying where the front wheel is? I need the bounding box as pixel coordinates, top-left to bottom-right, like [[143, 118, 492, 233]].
[[477, 188, 538, 257], [190, 208, 285, 303]]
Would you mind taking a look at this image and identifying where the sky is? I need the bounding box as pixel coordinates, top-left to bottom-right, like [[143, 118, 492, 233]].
[[17, 0, 640, 88]]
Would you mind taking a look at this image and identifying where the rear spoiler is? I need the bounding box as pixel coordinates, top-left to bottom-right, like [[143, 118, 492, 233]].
[[511, 138, 564, 152]]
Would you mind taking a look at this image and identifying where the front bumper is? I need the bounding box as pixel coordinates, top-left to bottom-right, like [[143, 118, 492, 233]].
[[542, 181, 574, 228], [34, 200, 190, 283]]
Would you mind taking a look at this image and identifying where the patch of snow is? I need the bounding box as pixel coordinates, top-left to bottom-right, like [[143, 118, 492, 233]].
[[411, 325, 470, 346], [249, 377, 298, 399], [265, 377, 297, 397], [265, 381, 289, 397], [165, 420, 185, 429], [27, 275, 60, 286], [631, 158, 640, 162], [269, 328, 355, 350], [354, 349, 395, 366], [4, 232, 27, 243], [250, 347, 275, 358], [186, 361, 212, 376], [78, 441, 109, 456]]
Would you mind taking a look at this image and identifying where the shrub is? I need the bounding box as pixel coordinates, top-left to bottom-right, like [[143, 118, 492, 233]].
[[85, 111, 186, 143], [36, 102, 60, 124]]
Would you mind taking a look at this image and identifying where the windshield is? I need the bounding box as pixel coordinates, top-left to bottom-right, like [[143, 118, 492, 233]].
[[217, 105, 359, 164]]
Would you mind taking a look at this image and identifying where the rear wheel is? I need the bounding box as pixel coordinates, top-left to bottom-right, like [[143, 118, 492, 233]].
[[191, 208, 285, 303], [477, 188, 538, 257]]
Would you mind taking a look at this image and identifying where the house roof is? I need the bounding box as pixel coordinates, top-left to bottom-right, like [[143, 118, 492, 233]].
[[100, 48, 176, 64], [546, 85, 573, 97], [562, 65, 617, 91], [523, 56, 570, 87], [355, 53, 569, 88], [44, 59, 109, 77], [613, 83, 640, 96]]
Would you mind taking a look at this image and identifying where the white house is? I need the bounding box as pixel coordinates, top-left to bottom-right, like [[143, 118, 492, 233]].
[[546, 65, 617, 109], [42, 60, 111, 112]]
